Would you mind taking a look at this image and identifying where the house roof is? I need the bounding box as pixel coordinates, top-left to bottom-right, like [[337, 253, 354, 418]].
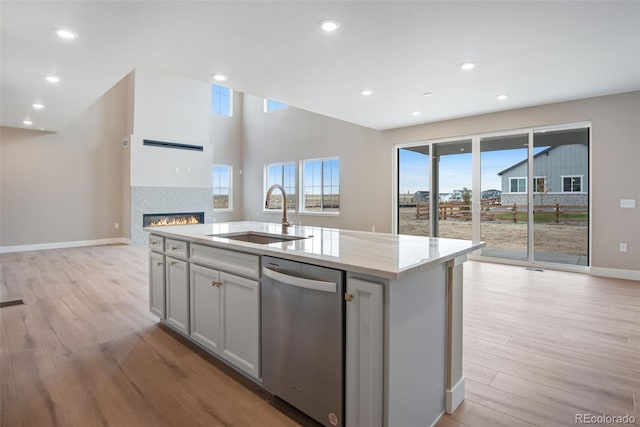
[[497, 147, 554, 176]]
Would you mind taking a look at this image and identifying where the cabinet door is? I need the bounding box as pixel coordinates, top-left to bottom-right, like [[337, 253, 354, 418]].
[[190, 264, 222, 353], [165, 257, 189, 334], [149, 251, 166, 319], [346, 278, 383, 427], [220, 272, 260, 379]]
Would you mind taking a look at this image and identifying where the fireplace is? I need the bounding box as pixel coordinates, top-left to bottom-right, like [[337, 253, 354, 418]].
[[143, 212, 205, 227]]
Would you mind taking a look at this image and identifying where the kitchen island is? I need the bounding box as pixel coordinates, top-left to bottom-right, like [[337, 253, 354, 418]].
[[145, 221, 483, 427]]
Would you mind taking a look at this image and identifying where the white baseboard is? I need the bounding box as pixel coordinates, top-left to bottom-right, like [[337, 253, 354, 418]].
[[446, 376, 465, 414], [0, 238, 131, 254], [590, 267, 640, 281]]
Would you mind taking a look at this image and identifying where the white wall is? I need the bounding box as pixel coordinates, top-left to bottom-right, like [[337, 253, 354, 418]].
[[0, 74, 129, 247], [131, 68, 212, 188], [241, 94, 390, 233]]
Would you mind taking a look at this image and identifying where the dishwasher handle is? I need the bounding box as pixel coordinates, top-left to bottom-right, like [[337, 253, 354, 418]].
[[263, 266, 337, 293]]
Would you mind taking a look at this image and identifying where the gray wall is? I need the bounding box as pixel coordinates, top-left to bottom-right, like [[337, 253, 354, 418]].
[[0, 74, 129, 246], [500, 144, 589, 194], [240, 94, 390, 233], [383, 91, 640, 272]]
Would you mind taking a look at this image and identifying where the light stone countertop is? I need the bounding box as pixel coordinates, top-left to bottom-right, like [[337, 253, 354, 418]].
[[144, 221, 485, 279]]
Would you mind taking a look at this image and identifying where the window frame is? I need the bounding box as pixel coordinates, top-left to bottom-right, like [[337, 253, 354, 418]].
[[561, 175, 584, 193], [509, 177, 527, 193], [211, 84, 233, 117], [212, 164, 233, 211], [263, 161, 297, 213], [533, 176, 547, 193], [299, 156, 341, 215]]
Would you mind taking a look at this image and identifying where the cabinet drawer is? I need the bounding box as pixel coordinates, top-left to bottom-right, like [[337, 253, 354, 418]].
[[149, 234, 164, 252], [165, 238, 189, 259], [191, 244, 260, 280]]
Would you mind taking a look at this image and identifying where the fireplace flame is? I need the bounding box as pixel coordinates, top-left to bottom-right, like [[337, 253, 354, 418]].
[[149, 215, 201, 227]]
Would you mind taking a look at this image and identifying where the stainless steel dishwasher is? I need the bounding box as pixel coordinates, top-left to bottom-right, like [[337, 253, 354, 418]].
[[261, 256, 345, 427]]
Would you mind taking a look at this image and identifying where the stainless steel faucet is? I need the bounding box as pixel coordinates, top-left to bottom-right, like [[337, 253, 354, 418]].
[[265, 184, 292, 228]]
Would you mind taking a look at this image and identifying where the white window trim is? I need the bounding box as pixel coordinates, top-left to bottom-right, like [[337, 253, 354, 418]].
[[213, 164, 233, 212], [211, 85, 233, 117], [509, 177, 527, 193], [263, 161, 297, 213], [299, 156, 340, 216], [561, 175, 584, 193]]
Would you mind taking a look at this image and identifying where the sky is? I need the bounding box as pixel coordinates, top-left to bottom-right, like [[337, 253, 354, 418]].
[[399, 147, 546, 194]]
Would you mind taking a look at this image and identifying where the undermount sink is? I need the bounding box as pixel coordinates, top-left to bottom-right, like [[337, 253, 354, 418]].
[[208, 231, 309, 245]]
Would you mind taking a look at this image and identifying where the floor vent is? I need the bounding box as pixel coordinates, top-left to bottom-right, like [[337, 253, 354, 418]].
[[0, 299, 25, 308], [525, 267, 545, 272]]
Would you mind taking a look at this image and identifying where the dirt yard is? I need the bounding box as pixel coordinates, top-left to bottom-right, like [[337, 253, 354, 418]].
[[399, 208, 588, 256]]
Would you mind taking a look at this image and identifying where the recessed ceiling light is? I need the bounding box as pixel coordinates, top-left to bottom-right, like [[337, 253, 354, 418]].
[[460, 61, 476, 70], [423, 92, 433, 97], [32, 103, 44, 110], [496, 94, 508, 100], [46, 75, 60, 83], [213, 74, 227, 82], [56, 28, 77, 40], [360, 89, 373, 96], [23, 120, 33, 126], [411, 111, 421, 116], [320, 20, 340, 32]]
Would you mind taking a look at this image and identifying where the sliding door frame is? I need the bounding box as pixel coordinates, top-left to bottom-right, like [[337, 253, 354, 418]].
[[392, 121, 592, 273]]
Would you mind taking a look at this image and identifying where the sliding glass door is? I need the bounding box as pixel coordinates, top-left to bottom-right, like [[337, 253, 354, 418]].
[[433, 140, 473, 240], [398, 146, 430, 236], [479, 133, 529, 261], [396, 123, 590, 269], [532, 128, 589, 265]]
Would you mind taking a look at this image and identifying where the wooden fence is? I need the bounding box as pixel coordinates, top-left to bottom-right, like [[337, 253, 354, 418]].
[[416, 201, 587, 223]]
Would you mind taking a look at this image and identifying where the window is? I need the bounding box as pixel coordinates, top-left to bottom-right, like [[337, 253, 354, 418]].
[[212, 165, 232, 210], [509, 177, 526, 193], [264, 162, 296, 211], [301, 158, 340, 213], [562, 175, 583, 192], [264, 98, 287, 113], [211, 84, 232, 116], [533, 177, 546, 193]]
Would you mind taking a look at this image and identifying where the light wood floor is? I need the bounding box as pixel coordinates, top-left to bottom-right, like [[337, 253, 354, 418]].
[[1, 245, 638, 426]]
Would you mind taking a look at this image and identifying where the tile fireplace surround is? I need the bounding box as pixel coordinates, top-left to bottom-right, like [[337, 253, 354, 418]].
[[131, 186, 213, 246]]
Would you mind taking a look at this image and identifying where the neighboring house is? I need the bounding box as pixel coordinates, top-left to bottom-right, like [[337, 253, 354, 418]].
[[414, 190, 430, 203], [439, 193, 452, 203], [498, 144, 588, 206], [481, 189, 501, 200]]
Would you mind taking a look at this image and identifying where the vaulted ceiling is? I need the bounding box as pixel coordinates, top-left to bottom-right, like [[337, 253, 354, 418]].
[[2, 1, 639, 132]]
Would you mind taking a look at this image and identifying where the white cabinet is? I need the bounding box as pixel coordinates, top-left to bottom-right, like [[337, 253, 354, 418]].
[[165, 257, 189, 334], [346, 278, 384, 427], [189, 264, 260, 379], [190, 264, 222, 353], [149, 251, 166, 319], [220, 271, 260, 379]]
